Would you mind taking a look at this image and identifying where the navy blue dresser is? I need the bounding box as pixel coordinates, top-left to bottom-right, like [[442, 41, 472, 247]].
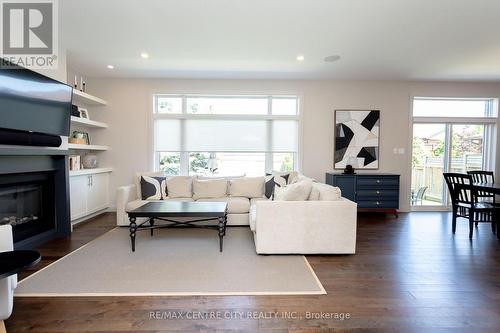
[[326, 173, 400, 216]]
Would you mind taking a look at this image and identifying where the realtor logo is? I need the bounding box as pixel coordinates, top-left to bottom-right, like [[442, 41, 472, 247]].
[[0, 0, 58, 69]]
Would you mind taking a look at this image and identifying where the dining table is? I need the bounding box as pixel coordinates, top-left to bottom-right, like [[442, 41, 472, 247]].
[[473, 182, 500, 196], [473, 182, 500, 240]]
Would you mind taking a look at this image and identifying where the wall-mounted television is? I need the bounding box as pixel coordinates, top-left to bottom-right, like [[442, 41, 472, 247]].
[[0, 59, 73, 138]]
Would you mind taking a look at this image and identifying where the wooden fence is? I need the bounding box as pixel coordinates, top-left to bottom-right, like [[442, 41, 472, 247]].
[[412, 155, 482, 203]]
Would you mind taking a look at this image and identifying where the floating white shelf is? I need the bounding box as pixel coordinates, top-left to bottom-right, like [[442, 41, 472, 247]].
[[70, 116, 108, 129], [69, 167, 113, 177], [68, 86, 110, 227], [68, 143, 109, 151], [72, 90, 107, 106]]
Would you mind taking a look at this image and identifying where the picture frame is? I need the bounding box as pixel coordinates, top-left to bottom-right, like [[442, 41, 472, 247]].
[[334, 109, 380, 170], [79, 107, 89, 119], [69, 155, 81, 171]]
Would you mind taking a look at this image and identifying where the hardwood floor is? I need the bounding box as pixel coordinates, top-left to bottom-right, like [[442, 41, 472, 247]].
[[6, 212, 500, 332]]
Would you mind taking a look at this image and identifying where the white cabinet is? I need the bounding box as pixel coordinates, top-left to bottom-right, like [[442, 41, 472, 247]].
[[69, 171, 110, 222], [69, 175, 88, 220], [87, 173, 109, 213]]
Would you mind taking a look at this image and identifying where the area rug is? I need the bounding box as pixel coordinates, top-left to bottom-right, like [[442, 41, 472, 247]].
[[15, 227, 325, 296]]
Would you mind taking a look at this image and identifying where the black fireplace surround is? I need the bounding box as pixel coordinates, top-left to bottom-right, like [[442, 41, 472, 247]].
[[0, 171, 55, 243], [0, 60, 72, 249], [0, 155, 70, 249]]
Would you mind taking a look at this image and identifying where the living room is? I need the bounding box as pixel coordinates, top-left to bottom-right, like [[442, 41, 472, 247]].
[[1, 1, 500, 332]]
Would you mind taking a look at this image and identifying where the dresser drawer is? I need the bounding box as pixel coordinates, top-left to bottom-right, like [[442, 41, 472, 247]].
[[357, 189, 399, 199], [357, 176, 399, 188], [357, 200, 399, 209], [325, 173, 400, 215]]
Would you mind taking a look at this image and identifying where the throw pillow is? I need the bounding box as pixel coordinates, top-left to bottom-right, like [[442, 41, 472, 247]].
[[229, 177, 265, 198], [135, 171, 164, 199], [318, 183, 342, 201], [140, 176, 167, 200], [166, 176, 193, 198], [193, 178, 228, 199], [294, 174, 316, 184], [274, 180, 313, 201], [264, 172, 294, 199], [308, 184, 321, 201], [285, 171, 300, 184], [309, 183, 342, 201]]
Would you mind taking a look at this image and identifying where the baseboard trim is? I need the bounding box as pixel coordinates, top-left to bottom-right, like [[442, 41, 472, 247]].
[[71, 209, 108, 228]]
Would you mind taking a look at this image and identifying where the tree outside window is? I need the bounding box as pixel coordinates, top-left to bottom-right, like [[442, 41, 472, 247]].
[[159, 153, 180, 175]]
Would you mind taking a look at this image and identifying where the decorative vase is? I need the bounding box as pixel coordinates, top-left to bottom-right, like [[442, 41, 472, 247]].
[[343, 164, 355, 174], [82, 154, 98, 169]]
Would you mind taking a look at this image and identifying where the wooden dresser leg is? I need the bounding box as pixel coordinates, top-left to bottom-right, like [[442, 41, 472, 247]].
[[1, 320, 6, 333]]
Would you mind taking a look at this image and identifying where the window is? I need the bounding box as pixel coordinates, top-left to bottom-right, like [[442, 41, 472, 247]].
[[273, 152, 294, 172], [189, 152, 266, 176], [449, 124, 485, 173], [153, 95, 300, 176], [156, 96, 182, 114], [413, 98, 498, 118], [411, 97, 498, 208], [159, 152, 180, 176], [186, 97, 268, 115], [411, 124, 446, 206], [271, 98, 298, 115]]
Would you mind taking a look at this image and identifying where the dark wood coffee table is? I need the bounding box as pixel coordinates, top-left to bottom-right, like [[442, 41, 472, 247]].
[[0, 250, 40, 332], [0, 250, 41, 280], [127, 201, 228, 252]]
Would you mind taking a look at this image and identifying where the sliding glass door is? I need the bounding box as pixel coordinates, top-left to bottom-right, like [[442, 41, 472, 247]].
[[449, 125, 484, 173], [411, 124, 446, 206], [411, 97, 497, 210], [411, 123, 486, 208]]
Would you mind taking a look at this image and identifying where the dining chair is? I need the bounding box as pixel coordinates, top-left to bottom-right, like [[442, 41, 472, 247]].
[[467, 170, 498, 227], [467, 170, 495, 183], [467, 170, 495, 200], [411, 186, 428, 205], [443, 173, 499, 239]]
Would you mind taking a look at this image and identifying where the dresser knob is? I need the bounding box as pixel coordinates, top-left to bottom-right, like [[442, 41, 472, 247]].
[[376, 190, 380, 194], [376, 201, 380, 205], [376, 180, 380, 183]]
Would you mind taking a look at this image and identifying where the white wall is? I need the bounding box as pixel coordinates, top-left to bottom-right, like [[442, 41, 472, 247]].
[[84, 78, 500, 212], [33, 46, 67, 83]]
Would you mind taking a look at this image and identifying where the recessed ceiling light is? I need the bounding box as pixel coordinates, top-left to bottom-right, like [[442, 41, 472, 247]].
[[296, 55, 305, 62], [106, 65, 114, 69], [140, 52, 149, 59], [324, 55, 341, 62]]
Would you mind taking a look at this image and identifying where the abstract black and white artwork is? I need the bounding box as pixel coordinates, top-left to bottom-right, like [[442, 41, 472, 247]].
[[334, 110, 380, 169]]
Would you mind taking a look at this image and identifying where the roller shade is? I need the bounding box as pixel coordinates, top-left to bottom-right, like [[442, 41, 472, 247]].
[[154, 119, 181, 151], [272, 120, 298, 151], [155, 118, 299, 152], [185, 119, 267, 152]]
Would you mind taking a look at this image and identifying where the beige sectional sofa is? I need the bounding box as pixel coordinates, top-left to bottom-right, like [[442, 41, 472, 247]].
[[117, 172, 267, 226], [116, 172, 357, 254]]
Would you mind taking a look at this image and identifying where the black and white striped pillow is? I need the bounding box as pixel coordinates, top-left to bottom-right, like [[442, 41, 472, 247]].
[[264, 173, 290, 199], [140, 176, 167, 200]]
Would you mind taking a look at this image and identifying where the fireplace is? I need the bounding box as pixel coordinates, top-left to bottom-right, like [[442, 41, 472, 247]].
[[0, 172, 56, 243], [0, 61, 72, 249], [0, 155, 70, 249]]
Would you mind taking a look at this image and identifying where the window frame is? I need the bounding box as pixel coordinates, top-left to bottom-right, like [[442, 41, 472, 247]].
[[409, 96, 498, 211], [413, 97, 499, 119], [150, 94, 302, 175]]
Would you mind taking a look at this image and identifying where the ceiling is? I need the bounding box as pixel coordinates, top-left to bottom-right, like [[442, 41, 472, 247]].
[[61, 0, 500, 80]]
